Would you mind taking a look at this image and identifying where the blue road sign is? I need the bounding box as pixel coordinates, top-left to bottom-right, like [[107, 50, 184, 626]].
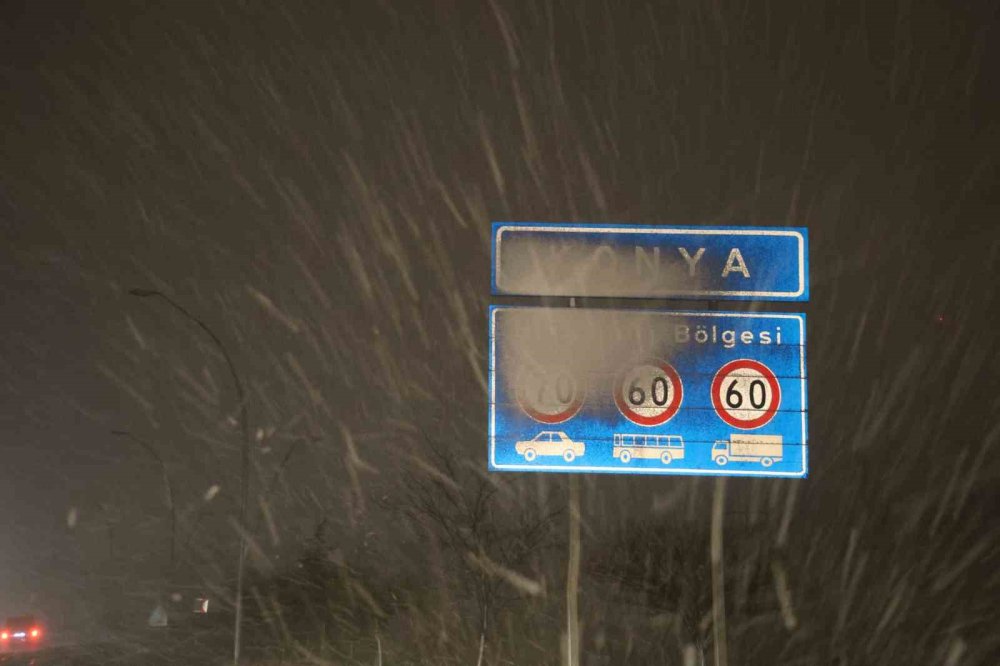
[[491, 222, 809, 300], [488, 306, 808, 478]]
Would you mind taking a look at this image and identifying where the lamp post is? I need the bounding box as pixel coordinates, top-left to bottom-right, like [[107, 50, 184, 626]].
[[111, 430, 177, 573], [128, 288, 251, 665]]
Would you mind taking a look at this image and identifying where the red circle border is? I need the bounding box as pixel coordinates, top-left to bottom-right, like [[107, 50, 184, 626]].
[[515, 377, 585, 425], [710, 359, 781, 429], [614, 360, 684, 427]]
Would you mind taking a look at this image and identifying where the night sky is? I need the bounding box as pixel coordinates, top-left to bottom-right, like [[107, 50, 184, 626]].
[[1, 0, 998, 661]]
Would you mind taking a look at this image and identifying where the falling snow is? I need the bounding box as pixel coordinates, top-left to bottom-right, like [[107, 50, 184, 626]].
[[0, 1, 998, 665]]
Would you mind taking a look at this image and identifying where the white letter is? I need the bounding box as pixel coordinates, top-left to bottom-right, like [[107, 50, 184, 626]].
[[635, 246, 660, 282], [528, 241, 570, 290], [593, 245, 617, 271], [722, 248, 750, 278], [677, 247, 705, 276], [584, 245, 618, 291]]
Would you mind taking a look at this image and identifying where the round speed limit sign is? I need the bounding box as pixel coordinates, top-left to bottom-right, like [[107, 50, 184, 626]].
[[614, 359, 683, 426], [711, 359, 781, 429], [515, 367, 585, 424]]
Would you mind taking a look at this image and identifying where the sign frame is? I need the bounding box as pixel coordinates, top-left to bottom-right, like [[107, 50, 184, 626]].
[[487, 305, 808, 478], [491, 222, 809, 301]]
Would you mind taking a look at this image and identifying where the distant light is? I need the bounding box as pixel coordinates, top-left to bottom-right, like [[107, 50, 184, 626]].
[[1, 631, 8, 640], [30, 628, 40, 638]]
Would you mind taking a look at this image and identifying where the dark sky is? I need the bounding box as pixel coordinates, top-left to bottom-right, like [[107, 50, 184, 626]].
[[1, 0, 998, 651]]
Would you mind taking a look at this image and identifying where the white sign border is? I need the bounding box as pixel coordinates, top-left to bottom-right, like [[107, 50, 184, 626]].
[[488, 306, 808, 478], [494, 224, 807, 299]]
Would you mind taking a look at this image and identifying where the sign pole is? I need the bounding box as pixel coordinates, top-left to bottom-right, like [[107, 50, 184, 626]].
[[489, 221, 810, 664], [566, 474, 581, 666], [707, 298, 729, 666], [710, 476, 728, 666], [565, 295, 581, 666]]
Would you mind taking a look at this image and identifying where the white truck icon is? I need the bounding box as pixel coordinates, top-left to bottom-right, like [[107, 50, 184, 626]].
[[712, 434, 783, 467]]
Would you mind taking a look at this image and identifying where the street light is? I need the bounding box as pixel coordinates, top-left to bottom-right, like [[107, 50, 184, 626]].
[[111, 430, 177, 573], [128, 288, 251, 665]]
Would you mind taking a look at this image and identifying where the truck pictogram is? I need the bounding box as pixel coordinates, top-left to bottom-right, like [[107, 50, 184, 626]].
[[712, 434, 783, 467]]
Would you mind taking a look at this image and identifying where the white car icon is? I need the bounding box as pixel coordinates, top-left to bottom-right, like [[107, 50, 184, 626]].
[[514, 431, 585, 462]]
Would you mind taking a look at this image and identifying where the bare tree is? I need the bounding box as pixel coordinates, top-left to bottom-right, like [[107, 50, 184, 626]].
[[392, 418, 560, 664], [588, 516, 712, 660]]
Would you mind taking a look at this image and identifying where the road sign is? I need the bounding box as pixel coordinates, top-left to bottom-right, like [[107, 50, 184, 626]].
[[148, 604, 168, 627], [711, 359, 782, 429], [488, 306, 808, 477], [491, 222, 808, 300]]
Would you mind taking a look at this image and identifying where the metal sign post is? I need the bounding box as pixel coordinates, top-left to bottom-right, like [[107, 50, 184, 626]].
[[487, 222, 810, 665]]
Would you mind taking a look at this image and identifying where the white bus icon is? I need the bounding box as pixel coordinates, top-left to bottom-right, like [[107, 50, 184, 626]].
[[613, 433, 685, 465]]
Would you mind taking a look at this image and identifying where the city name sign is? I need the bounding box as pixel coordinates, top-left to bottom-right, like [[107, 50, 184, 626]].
[[491, 222, 808, 300]]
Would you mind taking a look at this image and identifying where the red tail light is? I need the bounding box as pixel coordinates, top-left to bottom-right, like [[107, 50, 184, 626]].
[[30, 628, 41, 638], [1, 631, 9, 640]]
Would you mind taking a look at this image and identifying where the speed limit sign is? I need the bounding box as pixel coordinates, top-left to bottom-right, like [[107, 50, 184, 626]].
[[711, 359, 781, 429], [515, 367, 585, 424], [614, 359, 683, 426]]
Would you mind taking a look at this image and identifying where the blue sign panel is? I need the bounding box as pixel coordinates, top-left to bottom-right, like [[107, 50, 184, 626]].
[[488, 306, 808, 477], [491, 222, 808, 301]]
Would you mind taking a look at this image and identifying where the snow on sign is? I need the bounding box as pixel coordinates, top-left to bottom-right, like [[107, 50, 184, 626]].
[[491, 222, 808, 300], [488, 306, 808, 478]]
